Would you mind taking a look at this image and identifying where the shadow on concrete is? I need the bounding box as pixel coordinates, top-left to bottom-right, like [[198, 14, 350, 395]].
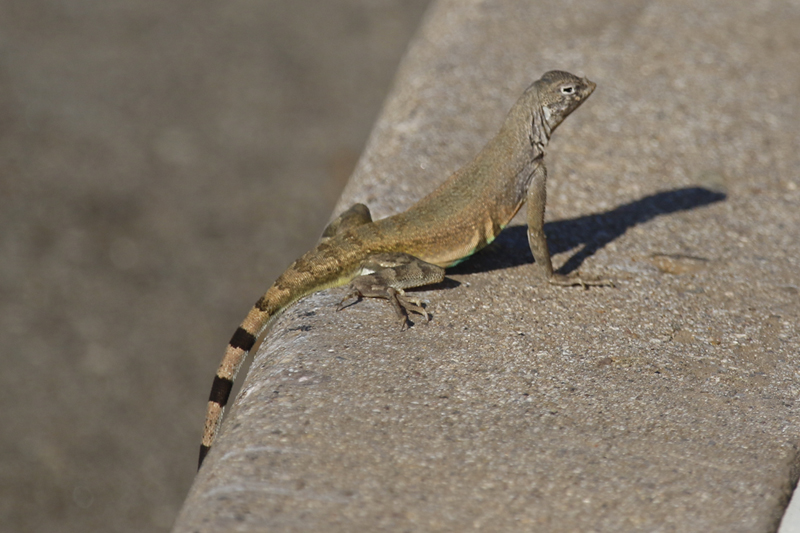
[[451, 186, 727, 276]]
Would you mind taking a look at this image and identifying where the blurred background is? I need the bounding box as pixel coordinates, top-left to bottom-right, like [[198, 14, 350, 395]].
[[0, 1, 430, 531]]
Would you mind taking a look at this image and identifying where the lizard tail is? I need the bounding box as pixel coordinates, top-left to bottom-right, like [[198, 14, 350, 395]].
[[198, 276, 304, 469], [198, 249, 357, 469]]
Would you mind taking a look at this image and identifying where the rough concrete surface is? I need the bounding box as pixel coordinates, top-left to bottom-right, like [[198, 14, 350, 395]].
[[0, 1, 430, 532], [176, 0, 800, 531]]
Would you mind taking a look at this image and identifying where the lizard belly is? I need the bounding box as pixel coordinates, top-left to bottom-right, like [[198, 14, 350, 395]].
[[412, 216, 503, 268]]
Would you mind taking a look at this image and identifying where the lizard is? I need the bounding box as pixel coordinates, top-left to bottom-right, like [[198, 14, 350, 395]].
[[198, 70, 609, 469]]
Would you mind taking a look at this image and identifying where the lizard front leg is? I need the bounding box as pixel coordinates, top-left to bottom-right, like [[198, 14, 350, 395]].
[[338, 252, 446, 328], [527, 163, 613, 288]]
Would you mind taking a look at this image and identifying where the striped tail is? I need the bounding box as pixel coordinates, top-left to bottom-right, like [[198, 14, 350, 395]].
[[198, 295, 274, 469], [197, 244, 360, 469]]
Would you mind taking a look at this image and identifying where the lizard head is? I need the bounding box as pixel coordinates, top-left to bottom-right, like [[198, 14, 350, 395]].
[[531, 70, 596, 132]]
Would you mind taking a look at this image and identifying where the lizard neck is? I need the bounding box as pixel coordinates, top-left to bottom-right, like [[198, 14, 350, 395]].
[[464, 88, 550, 182], [465, 98, 549, 207], [530, 106, 551, 156]]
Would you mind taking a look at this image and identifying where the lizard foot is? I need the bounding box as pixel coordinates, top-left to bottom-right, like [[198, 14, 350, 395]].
[[337, 288, 362, 312], [337, 286, 429, 329], [548, 273, 614, 289], [387, 288, 429, 330]]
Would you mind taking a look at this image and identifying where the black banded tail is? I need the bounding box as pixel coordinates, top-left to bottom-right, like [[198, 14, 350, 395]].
[[199, 320, 261, 469], [197, 237, 366, 470]]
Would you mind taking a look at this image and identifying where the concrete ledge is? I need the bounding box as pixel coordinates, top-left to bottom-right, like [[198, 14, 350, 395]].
[[174, 0, 800, 531]]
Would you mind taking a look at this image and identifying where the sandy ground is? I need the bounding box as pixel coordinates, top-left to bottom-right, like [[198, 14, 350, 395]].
[[0, 1, 429, 531]]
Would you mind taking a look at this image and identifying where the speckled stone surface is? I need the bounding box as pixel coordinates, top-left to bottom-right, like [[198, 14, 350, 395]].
[[175, 0, 800, 531]]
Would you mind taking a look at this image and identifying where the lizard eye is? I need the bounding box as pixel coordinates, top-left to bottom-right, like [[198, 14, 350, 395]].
[[561, 85, 575, 95]]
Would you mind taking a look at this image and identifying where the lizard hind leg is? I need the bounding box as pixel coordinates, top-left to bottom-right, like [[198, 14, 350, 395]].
[[320, 203, 373, 242], [338, 252, 446, 329]]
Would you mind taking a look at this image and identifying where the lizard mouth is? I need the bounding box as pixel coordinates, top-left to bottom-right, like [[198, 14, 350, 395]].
[[583, 77, 597, 95]]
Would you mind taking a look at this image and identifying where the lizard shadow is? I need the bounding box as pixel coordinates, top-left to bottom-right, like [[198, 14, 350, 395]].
[[447, 186, 727, 277]]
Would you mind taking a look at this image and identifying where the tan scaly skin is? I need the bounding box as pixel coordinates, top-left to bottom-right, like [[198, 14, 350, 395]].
[[198, 70, 611, 469]]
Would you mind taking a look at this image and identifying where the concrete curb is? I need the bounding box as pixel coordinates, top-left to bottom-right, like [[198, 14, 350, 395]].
[[174, 1, 800, 531]]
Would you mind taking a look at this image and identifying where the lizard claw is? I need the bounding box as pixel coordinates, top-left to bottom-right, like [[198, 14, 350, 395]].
[[337, 286, 431, 329], [387, 288, 430, 329], [337, 289, 361, 311]]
